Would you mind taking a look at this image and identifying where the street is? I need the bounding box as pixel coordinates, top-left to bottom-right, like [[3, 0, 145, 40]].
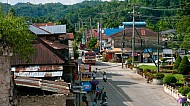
[[86, 61, 181, 106]]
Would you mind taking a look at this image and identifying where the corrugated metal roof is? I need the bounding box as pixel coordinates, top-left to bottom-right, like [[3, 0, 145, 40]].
[[41, 38, 68, 49], [15, 77, 70, 94], [104, 28, 124, 36], [11, 42, 65, 65], [29, 25, 50, 35], [40, 25, 66, 34]]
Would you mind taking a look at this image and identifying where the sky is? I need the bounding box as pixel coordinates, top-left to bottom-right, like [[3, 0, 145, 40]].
[[0, 0, 111, 5]]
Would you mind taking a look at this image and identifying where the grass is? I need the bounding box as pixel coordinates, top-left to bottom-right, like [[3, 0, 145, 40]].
[[138, 65, 157, 71], [138, 65, 184, 83]]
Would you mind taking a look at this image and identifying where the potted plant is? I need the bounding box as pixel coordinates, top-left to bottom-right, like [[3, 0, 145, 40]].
[[152, 73, 165, 85]]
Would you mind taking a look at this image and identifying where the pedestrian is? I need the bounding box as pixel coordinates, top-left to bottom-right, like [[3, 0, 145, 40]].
[[82, 93, 88, 106], [93, 98, 97, 106], [96, 86, 101, 100], [101, 91, 108, 104], [92, 71, 96, 80]]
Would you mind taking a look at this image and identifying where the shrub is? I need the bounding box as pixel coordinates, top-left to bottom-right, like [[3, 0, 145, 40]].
[[102, 57, 107, 62], [178, 56, 190, 75], [155, 73, 165, 80], [160, 65, 173, 70], [187, 91, 190, 99], [173, 56, 182, 70], [163, 75, 177, 84], [178, 86, 190, 96], [144, 68, 151, 73]]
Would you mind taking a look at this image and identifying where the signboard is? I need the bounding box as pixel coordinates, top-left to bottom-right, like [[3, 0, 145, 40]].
[[163, 49, 172, 54], [14, 71, 63, 77], [11, 65, 63, 72], [81, 81, 92, 92], [144, 48, 153, 53], [12, 65, 63, 77], [80, 65, 92, 81]]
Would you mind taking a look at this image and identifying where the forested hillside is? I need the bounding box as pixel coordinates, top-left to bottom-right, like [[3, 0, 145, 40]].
[[0, 0, 190, 49], [0, 0, 184, 28]]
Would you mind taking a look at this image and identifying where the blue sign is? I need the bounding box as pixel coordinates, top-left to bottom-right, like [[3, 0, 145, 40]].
[[144, 48, 153, 53], [81, 81, 92, 92]]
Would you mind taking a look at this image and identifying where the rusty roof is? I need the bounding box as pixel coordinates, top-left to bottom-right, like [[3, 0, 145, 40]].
[[15, 76, 70, 94], [110, 28, 158, 38], [107, 48, 131, 53], [33, 23, 56, 27], [41, 38, 68, 49], [59, 33, 74, 40], [11, 42, 65, 65]]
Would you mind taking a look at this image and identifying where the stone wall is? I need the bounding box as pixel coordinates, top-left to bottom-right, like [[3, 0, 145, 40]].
[[0, 56, 15, 106], [17, 94, 67, 106]]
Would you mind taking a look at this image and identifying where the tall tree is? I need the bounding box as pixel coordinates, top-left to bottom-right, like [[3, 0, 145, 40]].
[[0, 10, 35, 105], [178, 56, 190, 75]]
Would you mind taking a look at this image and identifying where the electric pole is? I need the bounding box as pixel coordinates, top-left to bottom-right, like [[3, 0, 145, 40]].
[[122, 29, 125, 68], [132, 5, 135, 66]]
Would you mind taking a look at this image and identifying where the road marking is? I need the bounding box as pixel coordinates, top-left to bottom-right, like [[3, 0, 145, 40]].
[[107, 81, 134, 106]]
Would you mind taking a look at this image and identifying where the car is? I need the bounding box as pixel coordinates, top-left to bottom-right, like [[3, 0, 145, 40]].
[[163, 57, 175, 63], [155, 59, 163, 64]]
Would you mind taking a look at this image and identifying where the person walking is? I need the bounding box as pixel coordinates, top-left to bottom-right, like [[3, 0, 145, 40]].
[[101, 91, 108, 104], [92, 71, 97, 80], [82, 93, 88, 106], [93, 98, 97, 106], [96, 86, 101, 100]]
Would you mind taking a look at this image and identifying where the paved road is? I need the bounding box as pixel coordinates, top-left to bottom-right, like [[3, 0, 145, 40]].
[[86, 62, 181, 106]]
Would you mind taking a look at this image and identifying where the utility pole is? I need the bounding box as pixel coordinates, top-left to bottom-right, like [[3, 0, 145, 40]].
[[89, 17, 92, 39], [157, 32, 160, 73], [122, 29, 125, 68], [132, 5, 135, 66]]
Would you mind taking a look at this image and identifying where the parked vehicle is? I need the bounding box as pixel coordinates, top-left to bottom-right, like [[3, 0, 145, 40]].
[[81, 50, 96, 65]]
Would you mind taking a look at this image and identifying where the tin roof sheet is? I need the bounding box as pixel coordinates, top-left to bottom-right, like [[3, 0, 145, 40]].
[[40, 25, 66, 34]]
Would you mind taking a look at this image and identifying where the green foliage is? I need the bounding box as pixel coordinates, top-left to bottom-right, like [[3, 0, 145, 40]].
[[0, 11, 35, 59], [74, 50, 79, 59], [163, 75, 177, 84], [178, 56, 190, 75], [178, 86, 190, 96], [72, 41, 79, 59], [187, 91, 190, 99], [181, 33, 190, 49], [0, 1, 181, 29], [155, 73, 165, 80], [173, 56, 182, 70], [102, 57, 107, 62], [176, 16, 190, 33], [138, 65, 157, 71], [87, 38, 97, 49]]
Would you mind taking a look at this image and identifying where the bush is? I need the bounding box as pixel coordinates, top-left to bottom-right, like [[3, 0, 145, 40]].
[[178, 86, 190, 96], [187, 91, 190, 99], [144, 68, 151, 73], [178, 56, 190, 75], [163, 75, 177, 84], [155, 73, 165, 80], [160, 65, 173, 70], [102, 57, 107, 62], [173, 56, 182, 70]]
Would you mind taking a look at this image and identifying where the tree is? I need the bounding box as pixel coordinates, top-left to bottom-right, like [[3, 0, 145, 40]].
[[173, 55, 182, 70], [0, 10, 35, 59], [87, 38, 97, 49], [0, 10, 35, 106], [72, 41, 79, 59], [178, 56, 190, 75], [180, 33, 190, 49]]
